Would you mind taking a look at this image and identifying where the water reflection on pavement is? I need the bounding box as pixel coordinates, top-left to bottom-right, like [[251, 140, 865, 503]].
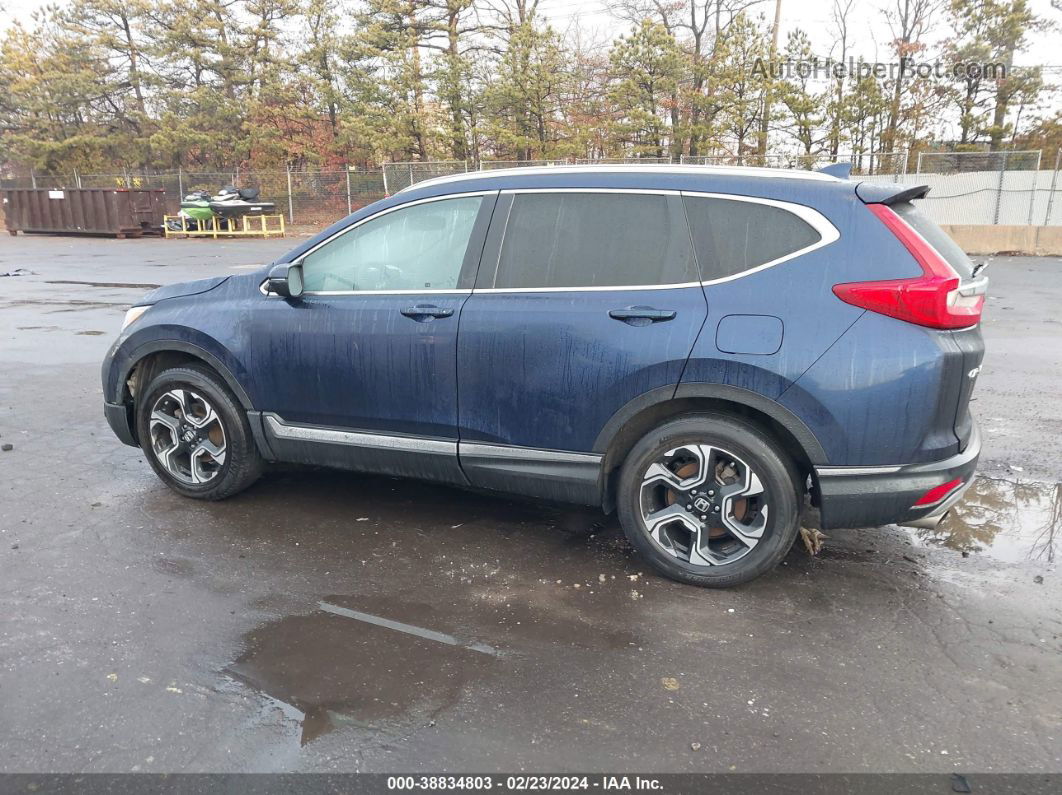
[[908, 476, 1060, 564]]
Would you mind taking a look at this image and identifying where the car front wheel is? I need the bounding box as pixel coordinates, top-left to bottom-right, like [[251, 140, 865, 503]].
[[136, 364, 263, 500], [617, 414, 801, 587]]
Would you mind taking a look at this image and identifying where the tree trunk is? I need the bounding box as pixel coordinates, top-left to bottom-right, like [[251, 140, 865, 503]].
[[446, 8, 467, 161], [989, 49, 1015, 151], [756, 0, 783, 163]]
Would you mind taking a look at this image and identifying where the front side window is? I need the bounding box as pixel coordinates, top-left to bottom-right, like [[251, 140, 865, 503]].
[[683, 196, 822, 281], [301, 196, 483, 292], [493, 192, 697, 289]]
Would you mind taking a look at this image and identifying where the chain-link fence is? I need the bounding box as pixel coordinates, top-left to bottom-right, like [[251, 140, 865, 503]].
[[381, 161, 469, 194], [479, 160, 566, 169], [0, 167, 391, 229], [907, 150, 1059, 226], [5, 151, 1059, 230]]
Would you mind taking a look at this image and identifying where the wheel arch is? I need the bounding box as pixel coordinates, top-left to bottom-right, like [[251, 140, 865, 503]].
[[594, 384, 827, 511], [115, 342, 274, 459], [119, 341, 254, 414]]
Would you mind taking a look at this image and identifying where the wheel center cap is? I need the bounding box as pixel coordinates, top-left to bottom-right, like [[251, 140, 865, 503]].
[[693, 496, 711, 513], [180, 426, 197, 444]]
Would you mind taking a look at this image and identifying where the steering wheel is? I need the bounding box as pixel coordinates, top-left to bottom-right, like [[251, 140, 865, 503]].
[[353, 263, 408, 291]]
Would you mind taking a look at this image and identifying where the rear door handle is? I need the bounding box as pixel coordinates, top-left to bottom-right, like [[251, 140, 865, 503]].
[[609, 306, 677, 325], [401, 304, 454, 321]]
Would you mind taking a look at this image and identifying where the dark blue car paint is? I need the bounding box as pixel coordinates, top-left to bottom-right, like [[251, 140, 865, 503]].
[[133, 275, 231, 306], [456, 288, 709, 451], [102, 167, 983, 530], [777, 311, 970, 465], [715, 315, 784, 356]]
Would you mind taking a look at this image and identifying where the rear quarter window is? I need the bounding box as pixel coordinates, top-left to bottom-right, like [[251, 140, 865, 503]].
[[683, 196, 822, 281], [893, 200, 976, 279]]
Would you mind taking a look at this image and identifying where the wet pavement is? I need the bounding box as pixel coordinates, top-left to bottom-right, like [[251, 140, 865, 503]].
[[0, 236, 1059, 773]]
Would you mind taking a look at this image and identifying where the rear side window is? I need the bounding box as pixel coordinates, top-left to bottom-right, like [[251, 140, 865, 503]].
[[893, 201, 975, 279], [494, 192, 696, 289], [683, 196, 821, 281]]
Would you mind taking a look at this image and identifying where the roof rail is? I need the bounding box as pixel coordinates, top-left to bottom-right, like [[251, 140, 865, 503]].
[[399, 164, 840, 192]]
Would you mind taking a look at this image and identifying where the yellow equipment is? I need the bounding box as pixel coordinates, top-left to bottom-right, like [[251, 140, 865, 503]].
[[163, 214, 286, 239]]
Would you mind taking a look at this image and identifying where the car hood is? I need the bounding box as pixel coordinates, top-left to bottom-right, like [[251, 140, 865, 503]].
[[134, 276, 230, 306]]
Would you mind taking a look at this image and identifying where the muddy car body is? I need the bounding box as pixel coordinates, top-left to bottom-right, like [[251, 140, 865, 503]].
[[103, 165, 986, 586]]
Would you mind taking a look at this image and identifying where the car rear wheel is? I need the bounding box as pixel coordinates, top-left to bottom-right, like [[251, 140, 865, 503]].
[[137, 364, 263, 500], [617, 414, 801, 587]]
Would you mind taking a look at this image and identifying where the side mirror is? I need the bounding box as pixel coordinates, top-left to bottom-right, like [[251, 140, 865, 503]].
[[266, 263, 303, 298]]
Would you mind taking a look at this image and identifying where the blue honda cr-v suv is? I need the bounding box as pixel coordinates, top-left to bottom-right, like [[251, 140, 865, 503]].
[[102, 165, 986, 587]]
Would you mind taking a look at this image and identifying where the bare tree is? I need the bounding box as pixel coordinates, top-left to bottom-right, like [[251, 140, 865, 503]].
[[880, 0, 941, 151]]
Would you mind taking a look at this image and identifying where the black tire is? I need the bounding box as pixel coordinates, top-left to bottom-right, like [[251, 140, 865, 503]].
[[136, 364, 263, 500], [616, 413, 801, 588]]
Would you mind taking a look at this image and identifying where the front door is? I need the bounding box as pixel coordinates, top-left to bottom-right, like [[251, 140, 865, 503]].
[[250, 192, 495, 482]]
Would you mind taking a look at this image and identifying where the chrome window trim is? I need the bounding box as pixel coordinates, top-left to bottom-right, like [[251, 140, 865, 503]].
[[475, 283, 703, 294], [681, 190, 841, 286], [264, 413, 456, 454], [302, 288, 473, 297], [475, 188, 839, 294], [290, 190, 492, 297]]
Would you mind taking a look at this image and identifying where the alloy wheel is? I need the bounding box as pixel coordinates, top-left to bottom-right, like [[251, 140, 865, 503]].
[[638, 444, 769, 566], [148, 389, 227, 485]]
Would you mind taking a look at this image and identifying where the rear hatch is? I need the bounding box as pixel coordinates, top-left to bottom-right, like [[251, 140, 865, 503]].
[[842, 183, 987, 453], [892, 200, 986, 450]]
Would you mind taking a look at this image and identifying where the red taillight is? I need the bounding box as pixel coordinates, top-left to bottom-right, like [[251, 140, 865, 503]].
[[914, 478, 963, 507], [833, 204, 984, 329]]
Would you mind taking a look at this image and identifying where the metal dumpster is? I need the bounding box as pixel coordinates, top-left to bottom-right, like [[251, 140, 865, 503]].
[[3, 188, 166, 238]]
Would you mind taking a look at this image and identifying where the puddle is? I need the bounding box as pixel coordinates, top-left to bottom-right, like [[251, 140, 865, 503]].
[[227, 586, 643, 746], [905, 475, 1060, 564], [227, 602, 498, 745], [335, 592, 641, 653]]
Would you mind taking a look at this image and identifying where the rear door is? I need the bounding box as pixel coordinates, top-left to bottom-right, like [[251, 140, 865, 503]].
[[456, 189, 708, 503]]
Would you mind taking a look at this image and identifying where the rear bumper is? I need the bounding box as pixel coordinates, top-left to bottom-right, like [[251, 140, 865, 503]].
[[814, 424, 980, 530], [104, 401, 138, 447]]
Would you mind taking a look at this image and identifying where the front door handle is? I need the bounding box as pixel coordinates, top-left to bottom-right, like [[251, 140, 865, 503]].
[[608, 306, 677, 326], [401, 304, 454, 321]]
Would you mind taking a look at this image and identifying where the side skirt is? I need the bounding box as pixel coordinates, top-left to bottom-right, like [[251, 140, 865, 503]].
[[256, 412, 604, 506], [458, 442, 603, 506], [260, 412, 467, 486]]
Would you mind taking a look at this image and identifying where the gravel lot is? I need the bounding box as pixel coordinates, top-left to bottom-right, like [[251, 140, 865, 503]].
[[0, 235, 1059, 773]]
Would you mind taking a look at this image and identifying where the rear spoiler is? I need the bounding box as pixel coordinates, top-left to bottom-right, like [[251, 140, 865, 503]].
[[855, 182, 930, 205]]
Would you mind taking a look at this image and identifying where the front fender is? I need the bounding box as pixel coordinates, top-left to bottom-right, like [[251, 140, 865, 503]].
[[103, 327, 253, 409]]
